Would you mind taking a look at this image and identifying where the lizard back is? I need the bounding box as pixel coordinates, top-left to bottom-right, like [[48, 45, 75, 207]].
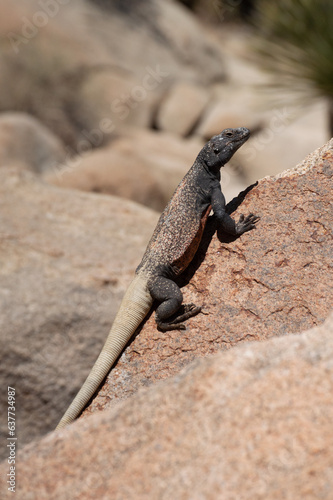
[[138, 162, 215, 277]]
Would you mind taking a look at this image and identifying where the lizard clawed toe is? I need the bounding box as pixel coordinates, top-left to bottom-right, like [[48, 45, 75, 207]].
[[157, 322, 186, 332], [157, 304, 201, 331]]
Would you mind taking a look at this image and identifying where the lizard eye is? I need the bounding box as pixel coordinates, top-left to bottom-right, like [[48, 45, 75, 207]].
[[225, 131, 233, 137]]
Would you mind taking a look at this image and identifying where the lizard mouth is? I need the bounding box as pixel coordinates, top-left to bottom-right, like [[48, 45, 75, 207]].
[[208, 128, 251, 166], [227, 130, 250, 150], [212, 128, 250, 155], [231, 129, 251, 145]]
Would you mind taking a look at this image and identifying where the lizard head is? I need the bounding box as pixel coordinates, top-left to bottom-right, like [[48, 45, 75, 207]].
[[201, 127, 250, 171]]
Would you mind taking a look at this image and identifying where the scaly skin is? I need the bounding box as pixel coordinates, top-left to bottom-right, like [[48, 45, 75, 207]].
[[56, 127, 259, 429]]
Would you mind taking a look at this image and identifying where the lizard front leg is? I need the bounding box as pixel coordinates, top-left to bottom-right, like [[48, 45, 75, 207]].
[[211, 186, 259, 236]]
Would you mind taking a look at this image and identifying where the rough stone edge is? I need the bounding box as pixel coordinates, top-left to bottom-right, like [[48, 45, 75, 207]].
[[263, 137, 333, 181], [14, 312, 333, 452]]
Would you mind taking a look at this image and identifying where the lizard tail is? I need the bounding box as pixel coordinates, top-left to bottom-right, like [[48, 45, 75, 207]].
[[56, 273, 153, 429]]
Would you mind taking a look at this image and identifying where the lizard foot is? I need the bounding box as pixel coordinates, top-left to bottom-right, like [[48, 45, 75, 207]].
[[157, 304, 201, 331], [235, 213, 260, 234], [174, 303, 201, 323]]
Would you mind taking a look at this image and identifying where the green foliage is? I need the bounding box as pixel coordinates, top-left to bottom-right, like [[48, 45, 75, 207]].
[[177, 0, 254, 23], [254, 0, 333, 101]]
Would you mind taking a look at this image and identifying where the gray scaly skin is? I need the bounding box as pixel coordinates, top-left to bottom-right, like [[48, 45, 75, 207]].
[[56, 127, 259, 429]]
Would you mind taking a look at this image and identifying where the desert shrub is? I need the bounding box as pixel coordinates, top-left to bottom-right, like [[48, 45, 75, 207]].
[[252, 0, 333, 135]]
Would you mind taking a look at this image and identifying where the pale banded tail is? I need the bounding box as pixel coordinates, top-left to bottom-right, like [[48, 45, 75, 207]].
[[56, 274, 152, 429]]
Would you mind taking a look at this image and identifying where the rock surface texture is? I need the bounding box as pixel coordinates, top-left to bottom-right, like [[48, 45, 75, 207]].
[[1, 313, 333, 499], [45, 129, 203, 211], [1, 139, 332, 498], [85, 138, 333, 416], [0, 167, 158, 454], [1, 138, 332, 459], [0, 112, 66, 172], [156, 81, 209, 136], [0, 0, 331, 495]]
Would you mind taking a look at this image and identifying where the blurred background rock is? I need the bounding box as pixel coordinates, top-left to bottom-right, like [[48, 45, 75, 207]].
[[0, 0, 330, 207]]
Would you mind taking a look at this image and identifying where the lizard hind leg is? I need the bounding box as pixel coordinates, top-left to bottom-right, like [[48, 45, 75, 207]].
[[149, 276, 201, 331]]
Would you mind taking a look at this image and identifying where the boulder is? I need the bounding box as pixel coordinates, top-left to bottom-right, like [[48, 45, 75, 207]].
[[45, 129, 206, 211], [0, 135, 331, 462], [238, 100, 329, 181], [0, 112, 66, 173], [72, 70, 156, 142], [85, 0, 226, 84], [84, 137, 333, 415], [156, 81, 209, 136], [0, 135, 333, 499], [110, 128, 203, 178], [0, 134, 332, 485], [44, 144, 168, 212], [0, 0, 226, 148], [3, 313, 333, 499], [205, 28, 328, 181], [0, 166, 159, 457], [195, 84, 265, 140]]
